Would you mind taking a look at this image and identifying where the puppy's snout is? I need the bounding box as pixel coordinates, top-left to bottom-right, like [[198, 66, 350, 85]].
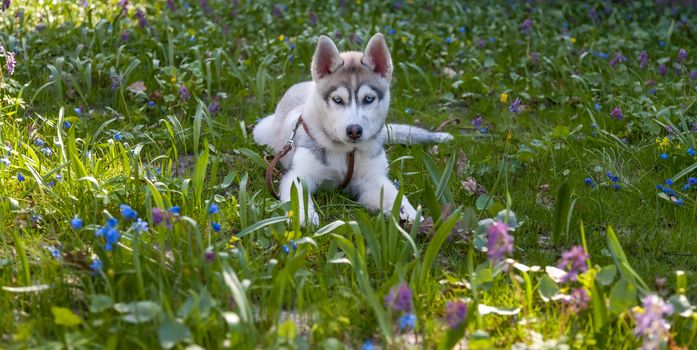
[[346, 124, 363, 141]]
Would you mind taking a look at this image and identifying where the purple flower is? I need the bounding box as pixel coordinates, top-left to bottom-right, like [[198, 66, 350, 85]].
[[445, 300, 467, 329], [659, 63, 667, 76], [110, 74, 122, 90], [208, 101, 220, 115], [520, 18, 533, 35], [205, 250, 215, 262], [690, 69, 697, 81], [135, 9, 148, 28], [471, 115, 484, 130], [509, 98, 522, 113], [476, 38, 486, 48], [611, 107, 623, 120], [1, 0, 9, 11], [678, 48, 687, 62], [6, 51, 15, 75], [384, 282, 413, 313], [486, 221, 513, 263], [272, 3, 283, 18], [308, 11, 317, 26], [118, 0, 128, 16], [588, 7, 599, 22], [563, 288, 590, 312], [152, 207, 164, 225], [178, 84, 190, 101], [634, 294, 673, 350], [531, 51, 538, 65], [17, 172, 25, 182], [609, 52, 626, 68], [557, 246, 589, 283], [639, 51, 648, 69], [120, 31, 130, 41], [166, 0, 176, 11]]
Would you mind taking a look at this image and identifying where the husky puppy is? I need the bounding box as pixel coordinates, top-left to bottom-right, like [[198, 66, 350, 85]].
[[253, 33, 452, 225]]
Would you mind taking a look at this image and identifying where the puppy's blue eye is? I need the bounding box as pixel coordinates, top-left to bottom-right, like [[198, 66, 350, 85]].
[[332, 96, 343, 104], [363, 95, 375, 104]]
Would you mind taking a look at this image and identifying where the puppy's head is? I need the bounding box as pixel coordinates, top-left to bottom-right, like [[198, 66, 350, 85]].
[[310, 33, 392, 145]]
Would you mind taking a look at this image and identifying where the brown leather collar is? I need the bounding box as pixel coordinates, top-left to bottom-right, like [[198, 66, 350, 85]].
[[264, 116, 355, 200]]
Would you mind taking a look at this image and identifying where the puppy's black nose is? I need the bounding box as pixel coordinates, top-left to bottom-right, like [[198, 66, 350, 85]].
[[346, 124, 363, 140]]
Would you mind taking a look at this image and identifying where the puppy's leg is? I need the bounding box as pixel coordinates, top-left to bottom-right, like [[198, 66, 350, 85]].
[[278, 149, 322, 226], [354, 175, 418, 222]]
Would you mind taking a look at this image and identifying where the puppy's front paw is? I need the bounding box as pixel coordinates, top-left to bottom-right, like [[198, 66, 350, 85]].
[[399, 205, 419, 223], [436, 132, 454, 143]]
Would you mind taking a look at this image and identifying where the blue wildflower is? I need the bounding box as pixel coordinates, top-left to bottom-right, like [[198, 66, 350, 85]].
[[63, 121, 71, 129], [489, 37, 494, 43], [688, 177, 697, 185], [211, 222, 221, 232], [656, 184, 664, 191], [594, 103, 601, 111], [48, 181, 56, 188], [89, 258, 103, 273], [445, 37, 453, 44], [584, 177, 594, 186], [282, 244, 290, 254], [360, 340, 373, 350], [17, 172, 25, 182], [659, 40, 665, 47], [682, 184, 691, 191], [131, 218, 148, 234], [398, 313, 416, 330], [613, 184, 621, 190], [675, 198, 685, 206], [208, 203, 220, 215], [0, 157, 9, 167], [665, 178, 673, 186], [148, 101, 155, 108], [70, 217, 83, 230], [47, 246, 60, 258], [114, 132, 123, 141], [291, 240, 298, 250], [120, 204, 138, 220], [388, 28, 395, 35], [169, 206, 181, 215], [688, 148, 696, 156], [404, 107, 413, 114], [459, 27, 465, 33], [660, 153, 668, 159], [74, 107, 82, 116]]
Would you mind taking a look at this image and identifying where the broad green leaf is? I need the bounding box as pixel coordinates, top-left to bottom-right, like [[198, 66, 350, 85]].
[[596, 265, 617, 286], [158, 317, 191, 349], [608, 279, 637, 316], [52, 306, 82, 327], [89, 294, 113, 313], [538, 275, 560, 302], [114, 301, 162, 324]]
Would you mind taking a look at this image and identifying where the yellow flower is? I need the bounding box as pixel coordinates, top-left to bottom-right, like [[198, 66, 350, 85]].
[[278, 34, 285, 42], [570, 37, 576, 44], [355, 0, 361, 4], [500, 93, 509, 103], [401, 36, 408, 43], [656, 136, 670, 150], [170, 76, 177, 84], [226, 236, 240, 249], [287, 210, 294, 218]]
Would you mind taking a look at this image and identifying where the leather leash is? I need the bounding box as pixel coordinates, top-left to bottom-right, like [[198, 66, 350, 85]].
[[264, 116, 355, 200]]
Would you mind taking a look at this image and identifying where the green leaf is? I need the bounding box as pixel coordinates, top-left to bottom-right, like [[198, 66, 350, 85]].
[[538, 275, 560, 302], [51, 306, 83, 327], [608, 279, 637, 316], [114, 301, 162, 324], [89, 294, 113, 313], [596, 265, 617, 286], [236, 216, 287, 238], [418, 209, 461, 286], [552, 181, 572, 245], [158, 317, 192, 349], [551, 125, 570, 139], [475, 194, 494, 211]]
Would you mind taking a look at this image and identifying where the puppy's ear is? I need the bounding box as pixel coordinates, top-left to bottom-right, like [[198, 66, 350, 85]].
[[312, 35, 343, 80], [362, 33, 392, 80]]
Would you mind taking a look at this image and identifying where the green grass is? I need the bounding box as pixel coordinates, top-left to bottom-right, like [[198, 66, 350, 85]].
[[2, 0, 697, 348]]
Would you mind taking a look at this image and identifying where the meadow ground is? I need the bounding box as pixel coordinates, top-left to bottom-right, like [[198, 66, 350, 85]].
[[1, 1, 697, 349]]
